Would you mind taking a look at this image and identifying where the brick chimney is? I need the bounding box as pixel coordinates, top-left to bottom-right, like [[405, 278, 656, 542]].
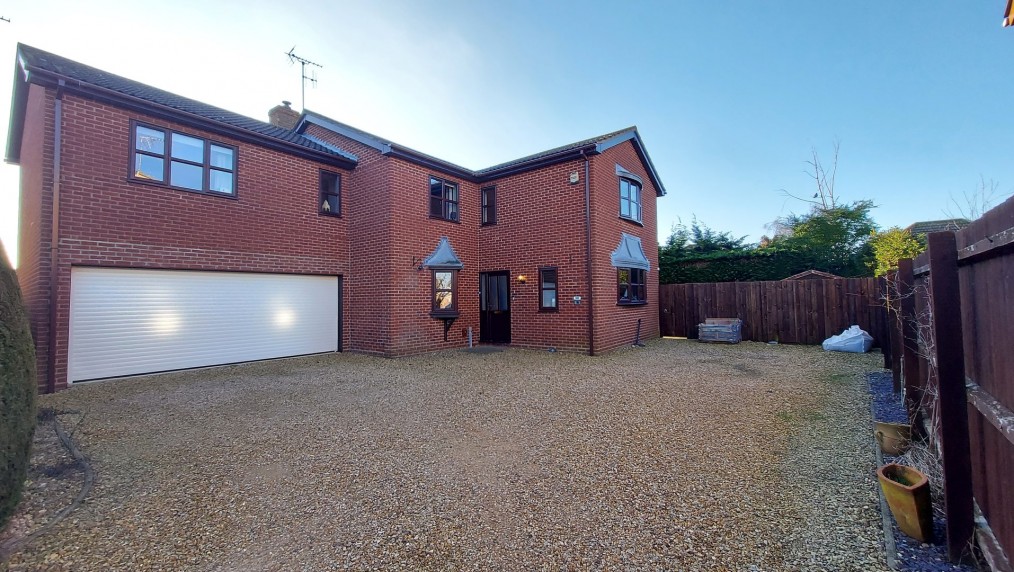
[[268, 101, 300, 130]]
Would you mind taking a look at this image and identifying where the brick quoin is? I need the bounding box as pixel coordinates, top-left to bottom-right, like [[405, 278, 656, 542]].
[[13, 49, 665, 392]]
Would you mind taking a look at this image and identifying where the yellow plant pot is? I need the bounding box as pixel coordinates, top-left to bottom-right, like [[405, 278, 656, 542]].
[[877, 463, 934, 542], [875, 421, 911, 456]]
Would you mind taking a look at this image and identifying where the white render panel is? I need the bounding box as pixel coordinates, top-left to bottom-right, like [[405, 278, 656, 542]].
[[68, 268, 339, 383]]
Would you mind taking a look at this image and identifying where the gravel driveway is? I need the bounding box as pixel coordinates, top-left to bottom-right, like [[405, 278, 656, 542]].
[[6, 339, 887, 571]]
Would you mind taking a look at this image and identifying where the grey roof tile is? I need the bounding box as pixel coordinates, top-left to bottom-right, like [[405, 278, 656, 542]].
[[476, 127, 635, 174], [16, 44, 357, 162], [904, 219, 970, 235]]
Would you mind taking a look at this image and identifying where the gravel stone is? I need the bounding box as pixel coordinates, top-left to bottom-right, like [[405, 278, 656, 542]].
[[4, 339, 887, 570], [868, 371, 980, 572]]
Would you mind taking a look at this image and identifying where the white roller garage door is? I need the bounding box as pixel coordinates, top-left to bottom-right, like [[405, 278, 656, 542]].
[[68, 268, 340, 383]]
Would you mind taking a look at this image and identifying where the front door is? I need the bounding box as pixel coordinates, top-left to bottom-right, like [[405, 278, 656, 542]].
[[479, 271, 511, 343]]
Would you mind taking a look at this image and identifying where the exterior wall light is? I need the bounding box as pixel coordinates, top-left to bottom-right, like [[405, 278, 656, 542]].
[[517, 275, 528, 284]]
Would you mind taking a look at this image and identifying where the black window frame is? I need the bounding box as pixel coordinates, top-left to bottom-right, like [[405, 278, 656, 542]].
[[319, 170, 342, 217], [129, 120, 237, 198], [619, 177, 642, 224], [539, 267, 558, 312], [617, 267, 647, 305], [431, 268, 459, 317], [481, 185, 497, 226], [429, 176, 460, 222]]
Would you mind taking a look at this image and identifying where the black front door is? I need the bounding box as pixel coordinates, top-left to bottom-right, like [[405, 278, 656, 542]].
[[480, 271, 511, 343]]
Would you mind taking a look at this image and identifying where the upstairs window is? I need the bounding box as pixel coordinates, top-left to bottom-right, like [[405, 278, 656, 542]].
[[481, 185, 497, 225], [319, 170, 341, 216], [619, 178, 642, 223], [539, 267, 558, 311], [429, 176, 459, 222], [432, 269, 458, 316], [617, 268, 646, 305], [131, 121, 236, 196]]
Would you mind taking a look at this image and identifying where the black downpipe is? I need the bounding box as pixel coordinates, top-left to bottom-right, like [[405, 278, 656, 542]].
[[46, 81, 64, 393], [581, 151, 595, 356]]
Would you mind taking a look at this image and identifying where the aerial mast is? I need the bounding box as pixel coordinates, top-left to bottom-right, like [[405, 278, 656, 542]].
[[286, 47, 322, 110]]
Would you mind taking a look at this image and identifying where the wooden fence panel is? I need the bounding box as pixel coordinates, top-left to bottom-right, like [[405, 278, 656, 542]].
[[658, 277, 888, 347], [895, 195, 1014, 566]]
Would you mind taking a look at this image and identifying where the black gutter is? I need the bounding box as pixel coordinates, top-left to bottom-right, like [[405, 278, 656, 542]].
[[46, 81, 64, 393], [21, 67, 357, 170], [384, 145, 477, 182], [382, 141, 603, 185], [478, 144, 600, 182], [581, 149, 595, 357]]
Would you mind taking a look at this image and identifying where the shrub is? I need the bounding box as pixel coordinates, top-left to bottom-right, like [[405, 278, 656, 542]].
[[0, 242, 36, 529]]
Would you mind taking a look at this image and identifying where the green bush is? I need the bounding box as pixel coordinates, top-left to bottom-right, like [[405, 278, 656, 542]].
[[659, 247, 872, 284], [0, 242, 36, 529]]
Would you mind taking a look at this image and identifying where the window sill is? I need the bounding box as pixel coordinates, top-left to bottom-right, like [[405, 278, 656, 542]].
[[619, 216, 644, 227], [429, 215, 461, 225], [319, 211, 343, 218], [538, 307, 559, 313], [430, 310, 460, 319], [616, 300, 647, 306], [127, 177, 239, 200]]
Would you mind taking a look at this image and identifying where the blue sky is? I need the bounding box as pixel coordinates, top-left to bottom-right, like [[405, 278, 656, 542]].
[[1, 1, 1011, 265]]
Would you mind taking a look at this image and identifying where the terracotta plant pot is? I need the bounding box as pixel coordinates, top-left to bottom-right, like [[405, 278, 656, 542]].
[[877, 463, 934, 542], [875, 421, 911, 455]]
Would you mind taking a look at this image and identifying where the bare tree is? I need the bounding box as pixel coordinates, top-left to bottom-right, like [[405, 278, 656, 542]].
[[944, 175, 1011, 223], [779, 140, 841, 210]]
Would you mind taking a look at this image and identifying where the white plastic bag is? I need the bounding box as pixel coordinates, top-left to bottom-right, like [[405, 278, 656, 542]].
[[822, 325, 874, 353]]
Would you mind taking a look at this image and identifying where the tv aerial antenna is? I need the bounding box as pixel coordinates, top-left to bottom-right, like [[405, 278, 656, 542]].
[[286, 47, 322, 110]]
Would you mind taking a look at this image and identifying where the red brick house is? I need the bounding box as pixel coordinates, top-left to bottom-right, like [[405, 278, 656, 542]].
[[7, 44, 666, 392]]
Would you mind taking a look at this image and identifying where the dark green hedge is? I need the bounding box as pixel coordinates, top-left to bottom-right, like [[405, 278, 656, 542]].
[[660, 248, 871, 284], [0, 243, 36, 529]]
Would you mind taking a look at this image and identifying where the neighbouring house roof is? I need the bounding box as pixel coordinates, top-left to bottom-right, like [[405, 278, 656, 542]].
[[904, 219, 970, 236], [5, 44, 358, 168], [422, 237, 464, 269], [297, 111, 667, 196], [783, 269, 842, 281], [610, 233, 651, 270]]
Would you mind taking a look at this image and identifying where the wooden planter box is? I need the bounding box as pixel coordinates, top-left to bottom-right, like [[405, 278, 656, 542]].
[[698, 318, 743, 344]]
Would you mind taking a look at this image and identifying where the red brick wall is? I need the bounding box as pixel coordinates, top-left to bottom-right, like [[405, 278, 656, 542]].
[[386, 158, 479, 355], [479, 159, 591, 352], [302, 124, 393, 355], [589, 141, 661, 353], [20, 92, 666, 390], [16, 84, 54, 391], [301, 125, 482, 356], [30, 91, 353, 390]]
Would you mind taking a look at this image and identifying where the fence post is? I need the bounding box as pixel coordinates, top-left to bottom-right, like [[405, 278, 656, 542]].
[[926, 232, 974, 562], [885, 271, 901, 391], [896, 259, 920, 411]]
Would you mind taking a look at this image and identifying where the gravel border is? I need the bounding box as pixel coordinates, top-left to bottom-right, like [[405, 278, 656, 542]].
[[867, 371, 980, 572], [6, 340, 890, 570], [0, 409, 92, 566]]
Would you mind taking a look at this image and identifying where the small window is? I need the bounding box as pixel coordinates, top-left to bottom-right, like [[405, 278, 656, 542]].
[[319, 170, 341, 216], [481, 186, 497, 225], [539, 267, 558, 311], [619, 178, 642, 223], [130, 122, 236, 196], [617, 268, 646, 305], [429, 176, 459, 222], [432, 269, 458, 316]]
